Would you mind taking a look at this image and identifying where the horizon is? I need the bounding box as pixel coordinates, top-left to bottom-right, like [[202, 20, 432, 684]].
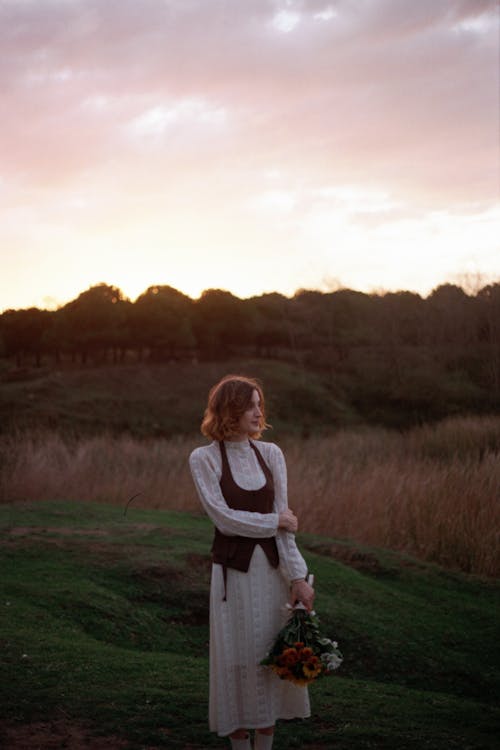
[[2, 273, 497, 315], [1, 0, 499, 312], [1, 264, 499, 313]]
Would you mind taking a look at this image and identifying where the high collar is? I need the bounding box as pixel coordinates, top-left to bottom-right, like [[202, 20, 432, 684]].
[[222, 438, 252, 451]]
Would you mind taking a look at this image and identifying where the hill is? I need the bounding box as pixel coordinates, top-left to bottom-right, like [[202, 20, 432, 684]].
[[1, 501, 499, 749], [3, 282, 499, 427], [0, 359, 356, 438]]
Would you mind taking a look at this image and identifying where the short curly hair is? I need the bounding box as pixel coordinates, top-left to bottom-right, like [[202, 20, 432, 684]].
[[201, 374, 268, 441]]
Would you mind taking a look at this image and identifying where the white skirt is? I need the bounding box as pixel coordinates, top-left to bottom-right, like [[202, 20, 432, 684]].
[[209, 544, 310, 737]]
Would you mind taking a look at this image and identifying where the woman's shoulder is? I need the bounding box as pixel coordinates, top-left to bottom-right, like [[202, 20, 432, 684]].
[[189, 441, 220, 466], [252, 439, 284, 462]]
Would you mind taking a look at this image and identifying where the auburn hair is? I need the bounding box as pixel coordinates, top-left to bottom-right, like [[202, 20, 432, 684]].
[[201, 374, 268, 441]]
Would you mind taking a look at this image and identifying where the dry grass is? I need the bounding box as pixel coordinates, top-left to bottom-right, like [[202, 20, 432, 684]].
[[0, 431, 197, 512], [284, 420, 500, 577], [1, 416, 499, 577]]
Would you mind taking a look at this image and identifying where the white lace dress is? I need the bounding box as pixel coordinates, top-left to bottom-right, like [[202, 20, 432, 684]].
[[189, 439, 310, 737]]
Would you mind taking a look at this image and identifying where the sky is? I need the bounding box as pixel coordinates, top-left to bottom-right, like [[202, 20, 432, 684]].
[[0, 0, 499, 312]]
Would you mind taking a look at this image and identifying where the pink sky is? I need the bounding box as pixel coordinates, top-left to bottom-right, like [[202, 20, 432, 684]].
[[0, 0, 498, 311]]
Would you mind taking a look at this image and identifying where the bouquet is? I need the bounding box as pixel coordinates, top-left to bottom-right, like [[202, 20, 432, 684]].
[[261, 577, 343, 686]]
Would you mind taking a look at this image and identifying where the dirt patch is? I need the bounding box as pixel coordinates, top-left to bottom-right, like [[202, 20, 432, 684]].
[[6, 527, 111, 537], [133, 554, 210, 584], [131, 557, 210, 626], [0, 528, 173, 568], [0, 524, 174, 557], [304, 541, 395, 576], [133, 561, 185, 583], [0, 720, 131, 750], [5, 524, 171, 538], [184, 552, 211, 573], [0, 720, 332, 750]]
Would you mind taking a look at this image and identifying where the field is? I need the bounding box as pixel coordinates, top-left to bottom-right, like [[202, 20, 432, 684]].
[[1, 415, 499, 577], [1, 360, 499, 747], [1, 501, 499, 749]]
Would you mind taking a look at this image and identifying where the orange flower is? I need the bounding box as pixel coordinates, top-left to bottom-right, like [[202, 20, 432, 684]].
[[282, 648, 299, 666], [301, 647, 313, 658]]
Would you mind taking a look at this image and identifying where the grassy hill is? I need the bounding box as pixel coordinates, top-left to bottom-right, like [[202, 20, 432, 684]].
[[0, 359, 357, 438], [1, 501, 499, 749]]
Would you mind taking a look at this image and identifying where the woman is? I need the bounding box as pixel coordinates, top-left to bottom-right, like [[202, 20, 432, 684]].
[[189, 374, 315, 750]]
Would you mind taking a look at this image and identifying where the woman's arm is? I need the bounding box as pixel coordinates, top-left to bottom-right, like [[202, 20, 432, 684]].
[[263, 443, 311, 585], [189, 447, 280, 537]]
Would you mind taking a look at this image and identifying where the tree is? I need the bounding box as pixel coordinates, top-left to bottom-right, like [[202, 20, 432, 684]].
[[59, 283, 129, 364], [0, 307, 52, 366], [128, 285, 195, 360], [477, 283, 500, 399], [426, 284, 474, 349], [244, 293, 289, 358], [192, 289, 249, 359]]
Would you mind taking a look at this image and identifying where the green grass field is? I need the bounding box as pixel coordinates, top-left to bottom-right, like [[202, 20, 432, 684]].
[[1, 501, 499, 749]]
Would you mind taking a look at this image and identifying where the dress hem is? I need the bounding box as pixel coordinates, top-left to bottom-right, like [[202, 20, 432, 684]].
[[214, 712, 311, 738]]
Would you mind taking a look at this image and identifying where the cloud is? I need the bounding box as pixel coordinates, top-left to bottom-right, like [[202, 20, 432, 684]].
[[249, 189, 298, 213], [271, 9, 301, 33], [1, 0, 496, 197], [0, 0, 498, 308], [126, 98, 228, 143]]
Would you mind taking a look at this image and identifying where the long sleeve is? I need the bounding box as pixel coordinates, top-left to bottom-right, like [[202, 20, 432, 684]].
[[263, 442, 308, 585], [189, 444, 279, 538]]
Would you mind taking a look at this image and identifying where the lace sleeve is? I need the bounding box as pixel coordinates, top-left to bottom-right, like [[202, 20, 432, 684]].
[[264, 443, 308, 584], [189, 447, 279, 538]]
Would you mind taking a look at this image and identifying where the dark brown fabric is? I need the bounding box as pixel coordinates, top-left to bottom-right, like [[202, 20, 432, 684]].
[[211, 441, 279, 599]]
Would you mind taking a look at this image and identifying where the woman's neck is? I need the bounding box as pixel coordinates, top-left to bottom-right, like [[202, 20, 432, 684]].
[[225, 433, 250, 443]]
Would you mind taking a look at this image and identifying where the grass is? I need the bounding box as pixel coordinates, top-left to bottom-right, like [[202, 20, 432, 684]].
[[1, 501, 499, 749], [2, 415, 499, 576]]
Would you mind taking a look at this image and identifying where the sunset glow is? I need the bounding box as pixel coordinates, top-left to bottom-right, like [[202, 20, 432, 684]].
[[1, 0, 499, 311]]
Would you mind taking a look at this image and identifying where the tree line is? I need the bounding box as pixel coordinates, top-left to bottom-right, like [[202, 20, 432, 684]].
[[1, 281, 499, 423]]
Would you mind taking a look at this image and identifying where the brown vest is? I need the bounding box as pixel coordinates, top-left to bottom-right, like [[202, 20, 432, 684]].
[[211, 440, 279, 599]]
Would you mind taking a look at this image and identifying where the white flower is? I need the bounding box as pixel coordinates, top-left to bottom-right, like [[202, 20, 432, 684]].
[[321, 652, 343, 670], [327, 655, 343, 670]]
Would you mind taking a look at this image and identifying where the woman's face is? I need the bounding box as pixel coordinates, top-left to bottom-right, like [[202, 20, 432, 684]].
[[236, 389, 262, 438]]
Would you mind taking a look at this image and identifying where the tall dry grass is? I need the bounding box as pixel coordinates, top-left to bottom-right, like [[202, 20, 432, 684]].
[[0, 431, 196, 512], [283, 418, 500, 577], [1, 416, 499, 577]]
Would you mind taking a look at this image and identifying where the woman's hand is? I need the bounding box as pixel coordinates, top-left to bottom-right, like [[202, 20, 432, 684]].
[[278, 509, 298, 533], [290, 579, 315, 612]]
